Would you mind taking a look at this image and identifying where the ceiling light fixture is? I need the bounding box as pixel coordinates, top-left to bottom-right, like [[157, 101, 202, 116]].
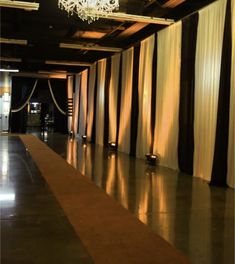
[[0, 0, 39, 10], [45, 60, 92, 67], [0, 57, 22, 62], [0, 69, 19, 72], [59, 43, 122, 52], [58, 0, 119, 23], [0, 38, 28, 45]]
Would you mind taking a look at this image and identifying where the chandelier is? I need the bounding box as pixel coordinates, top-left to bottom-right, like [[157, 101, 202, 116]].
[[58, 0, 119, 23]]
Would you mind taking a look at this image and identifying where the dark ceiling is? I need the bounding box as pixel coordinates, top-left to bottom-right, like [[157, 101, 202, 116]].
[[0, 0, 216, 75]]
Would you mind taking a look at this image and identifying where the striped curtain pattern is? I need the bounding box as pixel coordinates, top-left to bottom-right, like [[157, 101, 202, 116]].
[[71, 0, 234, 188]]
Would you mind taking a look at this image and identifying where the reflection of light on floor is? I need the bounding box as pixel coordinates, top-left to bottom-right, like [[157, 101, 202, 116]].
[[0, 193, 15, 201], [1, 150, 8, 180]]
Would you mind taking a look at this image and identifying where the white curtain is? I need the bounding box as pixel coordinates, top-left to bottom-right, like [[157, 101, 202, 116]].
[[96, 59, 106, 146], [227, 0, 235, 188], [108, 53, 121, 143], [86, 63, 96, 141], [118, 48, 134, 154], [78, 69, 88, 136], [193, 0, 227, 181], [136, 34, 155, 158], [153, 22, 182, 170], [73, 73, 81, 135], [67, 75, 73, 132]]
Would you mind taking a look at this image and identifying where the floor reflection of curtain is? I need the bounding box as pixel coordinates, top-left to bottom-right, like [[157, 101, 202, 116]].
[[87, 63, 96, 141], [106, 153, 116, 197], [117, 155, 129, 209], [153, 22, 182, 170], [96, 59, 106, 146], [227, 0, 235, 188], [193, 0, 227, 181], [189, 182, 211, 263], [136, 34, 155, 158], [93, 146, 104, 187], [73, 74, 81, 135], [108, 53, 121, 143], [66, 138, 77, 168], [78, 70, 88, 136], [118, 48, 134, 154]]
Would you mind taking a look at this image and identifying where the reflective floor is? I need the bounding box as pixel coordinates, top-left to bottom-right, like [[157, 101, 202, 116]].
[[0, 136, 93, 264], [34, 131, 234, 264]]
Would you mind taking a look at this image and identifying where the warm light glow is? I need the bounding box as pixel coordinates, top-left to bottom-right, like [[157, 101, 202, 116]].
[[0, 193, 15, 201], [58, 0, 119, 23]]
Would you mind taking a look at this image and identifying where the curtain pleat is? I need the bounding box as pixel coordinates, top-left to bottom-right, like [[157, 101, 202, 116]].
[[73, 74, 81, 135], [194, 0, 227, 182], [95, 59, 106, 146], [108, 53, 121, 143], [118, 48, 134, 154], [87, 63, 96, 141], [227, 0, 235, 188], [78, 70, 88, 136], [136, 34, 155, 158], [211, 0, 232, 186], [178, 14, 198, 174], [153, 22, 182, 170], [104, 57, 112, 146], [130, 45, 140, 156]]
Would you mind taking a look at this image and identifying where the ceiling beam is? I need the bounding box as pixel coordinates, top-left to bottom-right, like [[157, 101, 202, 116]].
[[59, 43, 122, 52], [0, 0, 39, 10], [0, 57, 22, 62], [45, 60, 92, 67], [99, 12, 174, 25], [0, 38, 28, 45], [162, 0, 186, 8]]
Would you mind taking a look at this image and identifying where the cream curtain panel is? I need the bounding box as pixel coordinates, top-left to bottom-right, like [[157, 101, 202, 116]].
[[118, 48, 134, 153], [136, 34, 155, 158], [153, 22, 182, 170], [108, 53, 121, 143], [73, 73, 81, 135], [96, 59, 107, 146], [78, 69, 88, 136], [86, 63, 96, 141], [227, 0, 235, 188], [193, 0, 227, 181]]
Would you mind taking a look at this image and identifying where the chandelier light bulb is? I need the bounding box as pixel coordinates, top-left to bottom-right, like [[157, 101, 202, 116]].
[[58, 0, 119, 23]]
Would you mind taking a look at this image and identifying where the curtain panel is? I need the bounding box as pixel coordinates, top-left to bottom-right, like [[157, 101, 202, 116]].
[[73, 73, 81, 135], [136, 34, 155, 158], [78, 70, 88, 137], [227, 0, 235, 188], [153, 21, 182, 170], [193, 0, 227, 182], [118, 48, 134, 154], [95, 59, 107, 146], [86, 63, 96, 141]]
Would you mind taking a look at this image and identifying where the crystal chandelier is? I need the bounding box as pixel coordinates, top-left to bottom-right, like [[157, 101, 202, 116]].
[[58, 0, 119, 23]]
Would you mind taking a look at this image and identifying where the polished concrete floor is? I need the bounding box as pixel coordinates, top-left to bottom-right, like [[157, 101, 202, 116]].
[[1, 131, 234, 264], [0, 136, 93, 264]]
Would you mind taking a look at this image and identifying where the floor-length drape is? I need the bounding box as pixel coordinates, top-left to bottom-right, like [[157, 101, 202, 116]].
[[73, 73, 81, 135], [96, 59, 106, 146], [153, 22, 182, 170], [87, 63, 96, 141], [108, 53, 121, 143], [227, 0, 235, 188], [118, 48, 134, 154], [193, 0, 227, 181], [136, 34, 155, 158], [78, 69, 88, 136]]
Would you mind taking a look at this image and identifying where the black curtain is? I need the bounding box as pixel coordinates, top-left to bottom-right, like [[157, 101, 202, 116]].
[[210, 0, 231, 187], [10, 77, 36, 133], [178, 13, 199, 175], [49, 79, 67, 134]]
